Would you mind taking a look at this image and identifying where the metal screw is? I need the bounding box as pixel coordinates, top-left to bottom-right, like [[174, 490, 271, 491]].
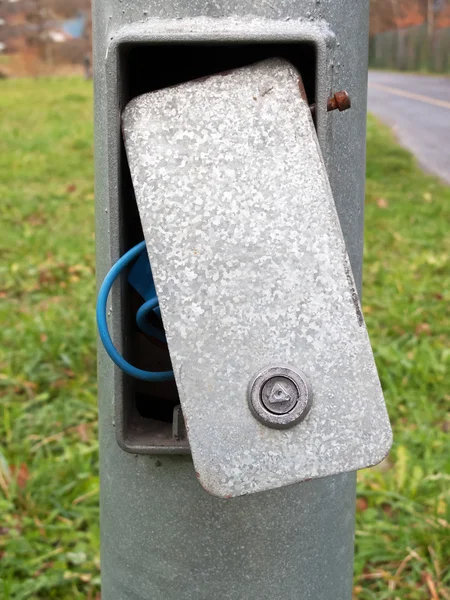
[[309, 90, 351, 116], [248, 367, 313, 429]]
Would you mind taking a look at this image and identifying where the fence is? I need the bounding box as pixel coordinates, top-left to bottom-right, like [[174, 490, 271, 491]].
[[369, 24, 450, 73]]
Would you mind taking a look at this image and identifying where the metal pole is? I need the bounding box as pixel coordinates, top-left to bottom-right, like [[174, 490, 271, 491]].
[[93, 1, 370, 598]]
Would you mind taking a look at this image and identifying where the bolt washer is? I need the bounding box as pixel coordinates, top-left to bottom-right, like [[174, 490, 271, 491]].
[[248, 367, 313, 429]]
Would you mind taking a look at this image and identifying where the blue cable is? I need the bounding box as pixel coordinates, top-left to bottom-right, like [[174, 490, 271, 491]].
[[96, 241, 174, 382], [136, 299, 167, 343]]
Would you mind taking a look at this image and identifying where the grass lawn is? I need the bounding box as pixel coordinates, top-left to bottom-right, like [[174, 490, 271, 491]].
[[0, 78, 449, 600]]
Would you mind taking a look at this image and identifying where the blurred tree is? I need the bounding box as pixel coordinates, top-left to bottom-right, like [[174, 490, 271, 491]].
[[370, 0, 447, 34], [416, 0, 447, 40], [370, 0, 402, 35]]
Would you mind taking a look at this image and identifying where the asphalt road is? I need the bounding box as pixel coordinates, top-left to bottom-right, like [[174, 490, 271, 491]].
[[368, 71, 450, 185]]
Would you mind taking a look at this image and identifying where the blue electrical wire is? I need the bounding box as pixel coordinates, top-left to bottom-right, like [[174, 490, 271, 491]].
[[96, 241, 174, 382], [136, 299, 167, 343]]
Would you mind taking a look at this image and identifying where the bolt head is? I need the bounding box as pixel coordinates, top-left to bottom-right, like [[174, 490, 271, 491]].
[[248, 367, 313, 429]]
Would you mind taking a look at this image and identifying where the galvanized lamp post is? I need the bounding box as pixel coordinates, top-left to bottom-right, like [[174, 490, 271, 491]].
[[93, 1, 391, 599]]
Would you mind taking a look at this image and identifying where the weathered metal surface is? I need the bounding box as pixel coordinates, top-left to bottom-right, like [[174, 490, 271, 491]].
[[94, 1, 372, 598], [104, 16, 336, 455], [122, 59, 392, 499]]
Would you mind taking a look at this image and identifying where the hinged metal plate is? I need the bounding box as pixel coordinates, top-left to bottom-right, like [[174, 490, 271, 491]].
[[122, 59, 392, 498]]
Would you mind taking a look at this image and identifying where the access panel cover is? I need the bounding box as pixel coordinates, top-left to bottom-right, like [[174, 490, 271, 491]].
[[122, 59, 392, 498]]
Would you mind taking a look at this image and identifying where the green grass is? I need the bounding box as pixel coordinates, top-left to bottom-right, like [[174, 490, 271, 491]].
[[355, 116, 450, 598], [0, 78, 99, 599], [0, 78, 449, 599]]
